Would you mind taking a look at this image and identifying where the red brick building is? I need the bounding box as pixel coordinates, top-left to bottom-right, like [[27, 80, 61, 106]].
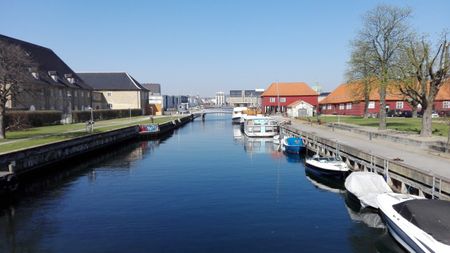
[[261, 82, 318, 114]]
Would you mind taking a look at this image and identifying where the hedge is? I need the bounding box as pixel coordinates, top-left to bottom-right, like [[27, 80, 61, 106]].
[[71, 109, 143, 123], [5, 110, 62, 130]]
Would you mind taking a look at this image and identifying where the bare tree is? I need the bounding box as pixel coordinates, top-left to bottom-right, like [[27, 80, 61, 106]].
[[0, 40, 34, 139], [358, 5, 412, 129], [346, 39, 377, 118], [398, 36, 449, 137]]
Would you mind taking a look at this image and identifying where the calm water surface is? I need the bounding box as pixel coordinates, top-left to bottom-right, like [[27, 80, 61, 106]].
[[0, 114, 405, 253]]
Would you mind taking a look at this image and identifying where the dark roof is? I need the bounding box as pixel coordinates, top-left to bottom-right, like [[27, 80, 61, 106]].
[[394, 199, 450, 245], [77, 72, 146, 91], [141, 83, 161, 94], [0, 34, 92, 90]]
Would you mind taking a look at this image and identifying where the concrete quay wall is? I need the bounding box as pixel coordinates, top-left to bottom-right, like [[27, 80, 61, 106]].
[[281, 125, 450, 200]]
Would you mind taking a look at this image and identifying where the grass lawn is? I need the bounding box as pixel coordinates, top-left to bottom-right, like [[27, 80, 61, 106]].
[[0, 115, 181, 154], [306, 116, 450, 137]]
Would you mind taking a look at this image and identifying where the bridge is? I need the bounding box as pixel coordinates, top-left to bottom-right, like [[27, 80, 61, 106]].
[[190, 107, 233, 120]]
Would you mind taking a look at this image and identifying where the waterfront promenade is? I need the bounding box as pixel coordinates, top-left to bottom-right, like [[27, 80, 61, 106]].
[[289, 118, 450, 181]]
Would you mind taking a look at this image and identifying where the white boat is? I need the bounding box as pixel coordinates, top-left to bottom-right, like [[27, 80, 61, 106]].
[[273, 135, 280, 144], [376, 193, 450, 253], [345, 171, 392, 209], [305, 155, 350, 179], [232, 107, 247, 124], [243, 116, 278, 137]]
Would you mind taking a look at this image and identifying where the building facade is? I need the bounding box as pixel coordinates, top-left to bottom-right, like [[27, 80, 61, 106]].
[[142, 83, 163, 115], [228, 89, 264, 107], [261, 82, 318, 114], [215, 91, 225, 106], [77, 72, 148, 113], [1, 34, 92, 112]]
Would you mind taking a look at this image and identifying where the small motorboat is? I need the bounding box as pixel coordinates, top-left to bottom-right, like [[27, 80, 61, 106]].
[[282, 136, 304, 154], [232, 107, 247, 124], [376, 193, 450, 253], [345, 171, 392, 209], [305, 155, 350, 179], [243, 116, 278, 138]]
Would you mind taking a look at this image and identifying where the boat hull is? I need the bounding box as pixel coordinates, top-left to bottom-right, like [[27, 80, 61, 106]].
[[305, 162, 348, 179], [232, 117, 241, 124], [284, 145, 305, 154]]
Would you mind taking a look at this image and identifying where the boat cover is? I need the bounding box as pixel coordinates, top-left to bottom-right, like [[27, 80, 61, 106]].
[[286, 137, 303, 146], [345, 172, 392, 208], [393, 199, 450, 245]]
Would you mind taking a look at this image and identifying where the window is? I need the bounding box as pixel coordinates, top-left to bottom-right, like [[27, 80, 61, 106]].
[[368, 101, 375, 109], [443, 101, 450, 109], [269, 97, 276, 103], [74, 91, 78, 97], [107, 92, 112, 97], [327, 104, 332, 110], [396, 101, 404, 109], [346, 103, 352, 110], [321, 105, 326, 110], [339, 104, 345, 110], [280, 97, 286, 103], [108, 103, 113, 109]]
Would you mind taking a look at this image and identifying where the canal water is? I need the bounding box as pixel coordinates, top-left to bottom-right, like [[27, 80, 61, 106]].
[[0, 114, 405, 253]]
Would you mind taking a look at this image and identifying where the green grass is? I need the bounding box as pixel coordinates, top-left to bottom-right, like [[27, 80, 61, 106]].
[[0, 116, 181, 154], [305, 116, 450, 137]]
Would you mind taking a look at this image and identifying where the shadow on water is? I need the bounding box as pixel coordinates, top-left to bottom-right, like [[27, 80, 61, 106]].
[[0, 133, 174, 253]]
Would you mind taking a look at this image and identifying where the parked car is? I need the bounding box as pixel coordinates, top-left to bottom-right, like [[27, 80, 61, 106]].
[[431, 112, 439, 118]]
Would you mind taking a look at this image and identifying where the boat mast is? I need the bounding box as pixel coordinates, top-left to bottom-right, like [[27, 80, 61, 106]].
[[276, 81, 280, 113]]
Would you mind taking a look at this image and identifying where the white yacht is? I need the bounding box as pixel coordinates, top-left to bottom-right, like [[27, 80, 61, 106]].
[[377, 193, 450, 253], [232, 107, 247, 124], [243, 116, 278, 137]]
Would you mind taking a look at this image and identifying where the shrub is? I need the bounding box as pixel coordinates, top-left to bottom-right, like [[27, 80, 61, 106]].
[[5, 111, 62, 130], [71, 109, 142, 123]]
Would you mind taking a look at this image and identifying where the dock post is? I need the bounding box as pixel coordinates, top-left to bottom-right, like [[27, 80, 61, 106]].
[[8, 161, 16, 173]]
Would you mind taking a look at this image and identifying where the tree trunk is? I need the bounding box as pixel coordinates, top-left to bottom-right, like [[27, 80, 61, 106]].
[[379, 85, 387, 130], [0, 105, 5, 139], [420, 104, 433, 137], [363, 91, 370, 119]]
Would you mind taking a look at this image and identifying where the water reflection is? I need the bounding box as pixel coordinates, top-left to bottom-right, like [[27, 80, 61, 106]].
[[305, 169, 346, 194]]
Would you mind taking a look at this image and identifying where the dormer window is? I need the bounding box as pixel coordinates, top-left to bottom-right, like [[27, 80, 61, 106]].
[[31, 72, 39, 80], [48, 71, 58, 82], [64, 74, 76, 84]]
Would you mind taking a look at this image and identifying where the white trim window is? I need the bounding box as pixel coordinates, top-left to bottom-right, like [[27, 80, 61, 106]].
[[339, 104, 345, 110], [346, 103, 352, 110], [279, 97, 286, 103], [396, 101, 404, 109], [443, 101, 450, 109], [368, 101, 375, 109], [327, 104, 332, 110], [107, 92, 112, 97], [269, 97, 276, 103]]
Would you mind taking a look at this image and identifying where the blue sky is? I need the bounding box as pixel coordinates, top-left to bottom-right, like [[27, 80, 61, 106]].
[[1, 0, 449, 96]]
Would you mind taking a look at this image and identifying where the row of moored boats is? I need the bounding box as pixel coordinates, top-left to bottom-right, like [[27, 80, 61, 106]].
[[233, 106, 450, 253]]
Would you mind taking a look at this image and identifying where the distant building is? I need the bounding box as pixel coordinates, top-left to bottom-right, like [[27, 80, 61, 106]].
[[1, 34, 92, 113], [261, 82, 318, 114], [142, 83, 163, 115], [215, 91, 225, 106], [77, 72, 149, 113], [163, 95, 189, 111], [228, 89, 264, 107]]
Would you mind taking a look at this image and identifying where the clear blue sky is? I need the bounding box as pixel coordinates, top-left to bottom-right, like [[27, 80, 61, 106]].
[[1, 0, 449, 96]]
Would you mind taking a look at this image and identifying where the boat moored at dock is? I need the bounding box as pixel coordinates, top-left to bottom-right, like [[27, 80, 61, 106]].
[[345, 171, 392, 209], [305, 155, 350, 179], [376, 193, 450, 253], [243, 116, 279, 138], [281, 136, 305, 154], [232, 107, 247, 124]]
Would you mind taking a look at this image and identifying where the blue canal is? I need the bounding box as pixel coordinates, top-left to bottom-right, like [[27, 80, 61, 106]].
[[0, 114, 405, 253]]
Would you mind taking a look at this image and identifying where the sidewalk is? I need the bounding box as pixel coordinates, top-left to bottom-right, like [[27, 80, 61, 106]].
[[289, 119, 450, 181]]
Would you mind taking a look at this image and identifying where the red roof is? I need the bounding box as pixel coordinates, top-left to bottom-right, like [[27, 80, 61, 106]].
[[261, 82, 318, 97]]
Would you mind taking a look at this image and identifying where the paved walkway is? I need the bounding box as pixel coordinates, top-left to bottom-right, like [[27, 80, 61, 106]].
[[287, 118, 450, 181]]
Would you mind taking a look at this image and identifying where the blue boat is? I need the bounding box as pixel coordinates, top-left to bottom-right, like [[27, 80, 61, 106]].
[[282, 137, 305, 154]]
